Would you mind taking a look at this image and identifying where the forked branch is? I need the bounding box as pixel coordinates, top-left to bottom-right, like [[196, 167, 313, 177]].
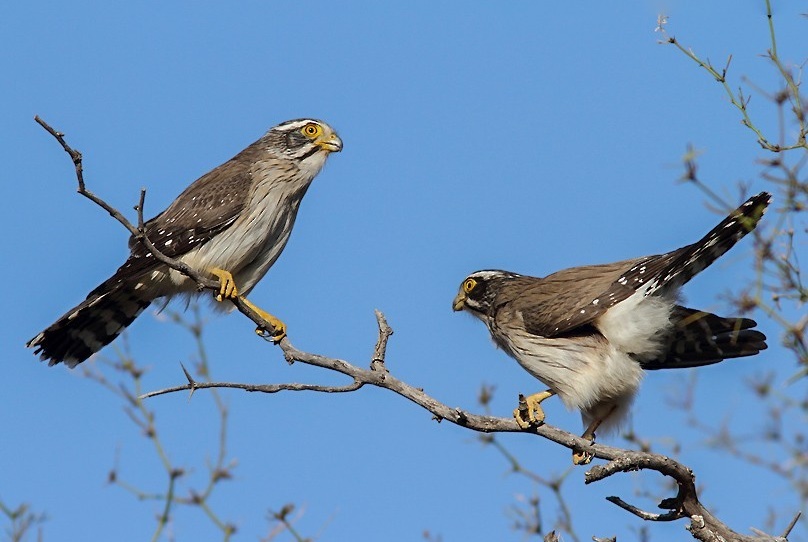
[[35, 116, 796, 542]]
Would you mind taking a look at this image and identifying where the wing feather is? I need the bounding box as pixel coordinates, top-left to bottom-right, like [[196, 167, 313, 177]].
[[515, 258, 647, 337], [519, 192, 770, 338], [86, 144, 261, 296], [130, 147, 259, 259]]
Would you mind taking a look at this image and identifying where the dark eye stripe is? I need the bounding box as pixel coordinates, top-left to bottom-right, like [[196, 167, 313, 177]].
[[297, 144, 320, 161]]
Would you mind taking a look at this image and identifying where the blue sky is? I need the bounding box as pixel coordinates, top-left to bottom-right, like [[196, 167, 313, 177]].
[[2, 2, 805, 541]]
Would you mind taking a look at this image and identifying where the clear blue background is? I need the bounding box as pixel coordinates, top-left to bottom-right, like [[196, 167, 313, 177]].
[[2, 2, 805, 540]]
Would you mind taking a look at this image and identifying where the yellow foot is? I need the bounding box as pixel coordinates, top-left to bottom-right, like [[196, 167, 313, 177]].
[[573, 425, 595, 464], [240, 296, 287, 343], [210, 268, 238, 301], [572, 447, 593, 465], [572, 414, 608, 465], [209, 268, 286, 343], [513, 390, 556, 429], [572, 404, 617, 465], [573, 429, 595, 465]]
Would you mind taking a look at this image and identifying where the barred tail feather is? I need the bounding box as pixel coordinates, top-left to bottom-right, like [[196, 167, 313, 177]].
[[27, 280, 153, 368], [648, 192, 771, 295], [641, 306, 768, 370]]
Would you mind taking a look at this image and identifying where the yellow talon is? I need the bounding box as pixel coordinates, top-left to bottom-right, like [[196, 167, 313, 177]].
[[572, 449, 593, 465], [513, 390, 556, 429], [240, 297, 287, 343], [572, 405, 615, 465], [573, 428, 596, 465], [209, 268, 286, 343], [210, 268, 239, 301]]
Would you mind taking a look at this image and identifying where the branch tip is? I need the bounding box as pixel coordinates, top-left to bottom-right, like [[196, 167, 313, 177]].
[[371, 309, 393, 370], [781, 511, 802, 538], [136, 189, 147, 229], [606, 496, 680, 522]]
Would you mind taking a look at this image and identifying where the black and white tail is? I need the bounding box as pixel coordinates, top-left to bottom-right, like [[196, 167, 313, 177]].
[[646, 192, 771, 296], [27, 272, 153, 367], [641, 306, 768, 370]]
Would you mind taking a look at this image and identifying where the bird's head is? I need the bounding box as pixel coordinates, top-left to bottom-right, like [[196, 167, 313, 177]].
[[266, 118, 343, 158], [452, 270, 519, 316], [261, 118, 343, 180]]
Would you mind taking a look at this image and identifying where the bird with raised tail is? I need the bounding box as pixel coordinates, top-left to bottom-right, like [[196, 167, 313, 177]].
[[453, 193, 770, 464]]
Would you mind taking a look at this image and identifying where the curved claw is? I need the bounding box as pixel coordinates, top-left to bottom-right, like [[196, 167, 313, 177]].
[[208, 268, 287, 343], [572, 405, 616, 465], [255, 324, 286, 344], [513, 390, 556, 429], [513, 404, 537, 429], [241, 297, 286, 344], [572, 449, 594, 465]]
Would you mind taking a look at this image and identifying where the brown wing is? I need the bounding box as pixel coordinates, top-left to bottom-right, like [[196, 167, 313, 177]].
[[519, 192, 771, 338], [129, 144, 262, 259], [515, 257, 649, 337], [87, 143, 261, 297], [521, 239, 751, 338]]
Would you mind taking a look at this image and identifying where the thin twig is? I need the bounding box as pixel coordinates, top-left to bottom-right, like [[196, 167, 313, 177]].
[[142, 378, 364, 399], [371, 309, 393, 372], [604, 497, 679, 522]]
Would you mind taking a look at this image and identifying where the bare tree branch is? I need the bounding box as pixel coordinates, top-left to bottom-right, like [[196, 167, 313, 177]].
[[35, 116, 798, 542], [142, 362, 364, 400]]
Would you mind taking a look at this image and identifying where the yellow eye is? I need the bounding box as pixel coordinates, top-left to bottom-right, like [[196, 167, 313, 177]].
[[302, 123, 322, 138], [463, 278, 477, 293]]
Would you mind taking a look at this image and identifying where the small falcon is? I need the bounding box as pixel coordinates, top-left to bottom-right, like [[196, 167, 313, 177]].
[[453, 193, 770, 463], [28, 119, 342, 367]]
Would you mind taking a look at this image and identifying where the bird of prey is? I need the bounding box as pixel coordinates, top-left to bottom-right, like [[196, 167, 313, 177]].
[[453, 193, 770, 463], [28, 118, 342, 367]]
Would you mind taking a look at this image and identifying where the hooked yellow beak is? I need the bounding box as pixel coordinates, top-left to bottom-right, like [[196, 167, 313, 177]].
[[452, 291, 466, 311], [316, 130, 343, 153]]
